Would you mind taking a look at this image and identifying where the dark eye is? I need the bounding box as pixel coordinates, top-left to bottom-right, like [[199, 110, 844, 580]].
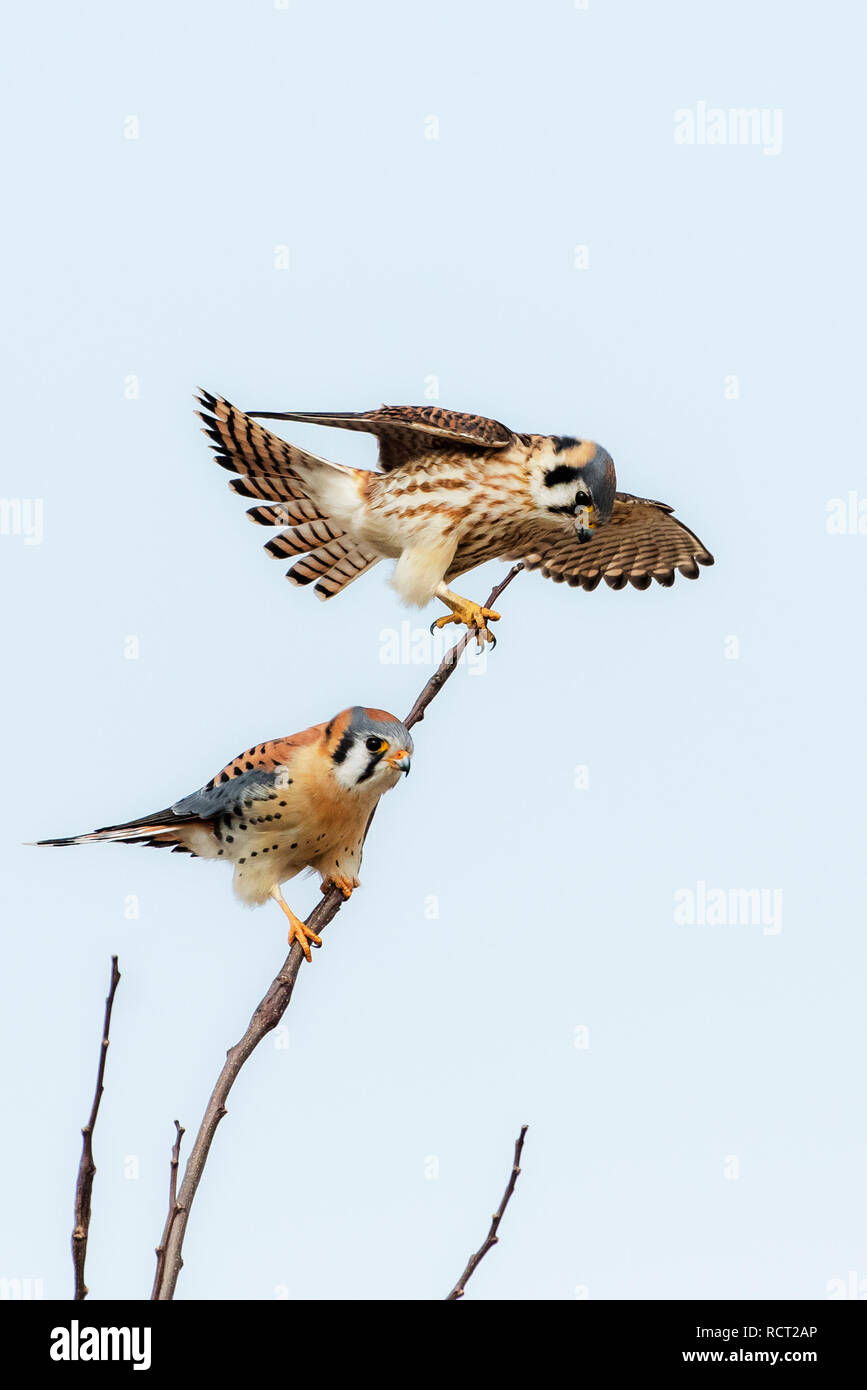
[[574, 491, 592, 507], [365, 736, 384, 752]]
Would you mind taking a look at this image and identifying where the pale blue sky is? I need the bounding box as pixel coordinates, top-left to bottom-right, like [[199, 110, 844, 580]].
[[2, 0, 865, 1301]]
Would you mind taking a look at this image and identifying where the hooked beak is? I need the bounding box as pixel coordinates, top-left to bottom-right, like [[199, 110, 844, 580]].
[[575, 504, 596, 544], [387, 749, 412, 776]]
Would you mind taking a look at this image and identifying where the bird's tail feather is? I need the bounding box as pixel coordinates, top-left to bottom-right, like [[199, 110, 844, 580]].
[[198, 391, 374, 599], [264, 518, 347, 559], [286, 536, 381, 599], [35, 810, 190, 850]]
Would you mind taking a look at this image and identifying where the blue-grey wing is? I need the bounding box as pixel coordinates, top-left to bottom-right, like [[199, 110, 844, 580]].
[[172, 769, 281, 820]]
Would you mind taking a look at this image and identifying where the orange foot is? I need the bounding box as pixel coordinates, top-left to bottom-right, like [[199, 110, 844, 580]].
[[321, 874, 359, 899], [431, 592, 501, 649], [270, 886, 322, 963]]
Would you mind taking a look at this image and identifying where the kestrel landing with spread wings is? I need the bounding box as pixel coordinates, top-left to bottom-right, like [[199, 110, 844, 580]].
[[37, 707, 412, 961], [197, 391, 713, 646]]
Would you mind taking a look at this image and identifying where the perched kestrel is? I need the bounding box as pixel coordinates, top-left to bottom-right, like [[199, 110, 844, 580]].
[[197, 392, 713, 645], [37, 707, 412, 960]]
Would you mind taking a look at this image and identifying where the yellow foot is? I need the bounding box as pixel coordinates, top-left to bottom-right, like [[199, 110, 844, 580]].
[[271, 887, 322, 963], [321, 874, 358, 899], [432, 597, 501, 649], [286, 915, 323, 963]]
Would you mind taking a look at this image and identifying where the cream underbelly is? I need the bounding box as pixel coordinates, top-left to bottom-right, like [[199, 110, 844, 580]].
[[191, 805, 374, 906], [176, 821, 314, 904], [233, 828, 326, 904]]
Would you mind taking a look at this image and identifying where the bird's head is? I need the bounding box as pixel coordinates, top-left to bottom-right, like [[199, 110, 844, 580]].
[[532, 437, 617, 543], [326, 707, 414, 791]]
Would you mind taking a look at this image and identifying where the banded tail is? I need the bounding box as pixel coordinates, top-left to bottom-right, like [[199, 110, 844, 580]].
[[197, 391, 381, 600], [36, 809, 198, 854]]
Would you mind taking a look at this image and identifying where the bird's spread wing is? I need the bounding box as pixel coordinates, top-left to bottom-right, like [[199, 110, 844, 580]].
[[248, 404, 516, 471], [508, 493, 714, 590]]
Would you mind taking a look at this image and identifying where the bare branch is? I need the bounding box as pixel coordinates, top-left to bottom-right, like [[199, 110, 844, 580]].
[[404, 565, 523, 730], [151, 893, 339, 1299], [446, 1125, 529, 1301], [72, 954, 121, 1300], [151, 1121, 185, 1298], [151, 567, 524, 1300]]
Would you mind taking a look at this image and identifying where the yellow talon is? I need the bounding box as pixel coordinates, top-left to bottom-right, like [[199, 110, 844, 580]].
[[287, 917, 322, 963], [321, 874, 357, 899], [432, 591, 501, 649], [271, 887, 322, 963]]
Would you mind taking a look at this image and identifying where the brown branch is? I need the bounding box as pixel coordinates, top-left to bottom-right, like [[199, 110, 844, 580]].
[[446, 1124, 528, 1301], [404, 564, 523, 729], [151, 565, 524, 1301], [72, 954, 121, 1300], [150, 1121, 185, 1298]]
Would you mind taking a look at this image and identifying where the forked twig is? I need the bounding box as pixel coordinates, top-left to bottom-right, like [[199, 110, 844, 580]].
[[446, 1125, 528, 1301], [151, 566, 523, 1300], [151, 1121, 185, 1297], [72, 955, 121, 1300]]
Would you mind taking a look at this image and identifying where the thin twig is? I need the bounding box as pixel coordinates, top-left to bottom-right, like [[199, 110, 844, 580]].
[[404, 565, 523, 729], [72, 954, 121, 1300], [151, 566, 523, 1300], [446, 1124, 528, 1301], [151, 1121, 185, 1298]]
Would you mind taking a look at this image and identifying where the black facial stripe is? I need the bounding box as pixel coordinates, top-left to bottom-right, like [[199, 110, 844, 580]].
[[331, 729, 355, 765], [356, 751, 384, 784], [549, 503, 578, 515], [544, 464, 582, 487], [552, 436, 583, 454]]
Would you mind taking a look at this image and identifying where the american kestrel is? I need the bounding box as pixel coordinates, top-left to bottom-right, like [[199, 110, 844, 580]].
[[37, 707, 412, 961], [197, 392, 713, 646]]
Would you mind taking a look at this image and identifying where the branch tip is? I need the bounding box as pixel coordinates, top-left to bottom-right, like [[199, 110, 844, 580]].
[[71, 955, 122, 1300], [445, 1123, 528, 1301]]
